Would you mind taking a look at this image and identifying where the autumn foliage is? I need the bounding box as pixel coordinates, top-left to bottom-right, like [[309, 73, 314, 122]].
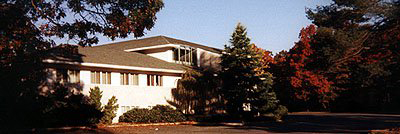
[[273, 25, 336, 110]]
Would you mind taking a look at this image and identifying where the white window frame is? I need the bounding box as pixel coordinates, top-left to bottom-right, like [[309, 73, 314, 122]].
[[91, 71, 111, 84], [173, 46, 197, 65], [120, 73, 139, 86]]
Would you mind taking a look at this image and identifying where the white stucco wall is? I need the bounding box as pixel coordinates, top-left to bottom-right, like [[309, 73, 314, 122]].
[[142, 44, 221, 68], [147, 50, 174, 62], [79, 70, 181, 123]]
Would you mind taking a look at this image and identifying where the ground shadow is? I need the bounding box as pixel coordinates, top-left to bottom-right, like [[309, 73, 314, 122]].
[[215, 113, 400, 133]]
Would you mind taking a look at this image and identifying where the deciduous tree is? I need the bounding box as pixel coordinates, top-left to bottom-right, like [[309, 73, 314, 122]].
[[0, 0, 163, 128]]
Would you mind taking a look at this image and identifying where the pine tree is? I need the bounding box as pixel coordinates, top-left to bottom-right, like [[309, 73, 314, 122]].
[[100, 96, 119, 124], [220, 23, 275, 116], [89, 87, 103, 111], [88, 86, 119, 124]]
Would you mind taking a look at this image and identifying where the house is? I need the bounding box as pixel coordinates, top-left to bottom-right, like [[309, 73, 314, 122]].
[[43, 36, 221, 122]]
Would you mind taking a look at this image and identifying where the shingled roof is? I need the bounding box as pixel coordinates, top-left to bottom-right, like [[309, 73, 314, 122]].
[[46, 36, 219, 71], [94, 36, 222, 53], [77, 46, 186, 71]]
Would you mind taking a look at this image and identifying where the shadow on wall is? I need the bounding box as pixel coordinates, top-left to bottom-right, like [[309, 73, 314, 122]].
[[0, 45, 102, 130], [199, 51, 221, 71]]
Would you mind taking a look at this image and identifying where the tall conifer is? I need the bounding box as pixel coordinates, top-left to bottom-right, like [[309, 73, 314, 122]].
[[220, 23, 276, 116]]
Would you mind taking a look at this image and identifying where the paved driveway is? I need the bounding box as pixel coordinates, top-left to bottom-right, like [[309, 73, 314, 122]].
[[41, 112, 400, 133]]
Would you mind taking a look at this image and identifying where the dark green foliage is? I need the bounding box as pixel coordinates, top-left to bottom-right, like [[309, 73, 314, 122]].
[[119, 105, 186, 123], [220, 23, 276, 116], [273, 105, 288, 121], [0, 0, 163, 129], [41, 89, 104, 126], [100, 96, 119, 124], [89, 87, 103, 111], [167, 69, 223, 115], [88, 87, 119, 125], [305, 0, 400, 113]]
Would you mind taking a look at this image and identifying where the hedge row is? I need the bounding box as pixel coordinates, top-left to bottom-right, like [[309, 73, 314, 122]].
[[118, 105, 186, 123]]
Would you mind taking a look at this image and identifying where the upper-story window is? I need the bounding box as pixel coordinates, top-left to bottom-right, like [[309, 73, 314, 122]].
[[147, 74, 162, 86], [67, 70, 80, 83], [91, 71, 111, 84], [121, 73, 139, 85], [173, 46, 197, 65]]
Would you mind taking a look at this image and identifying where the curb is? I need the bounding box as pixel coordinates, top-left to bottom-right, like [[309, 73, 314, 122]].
[[99, 121, 244, 128], [101, 121, 197, 128], [7, 121, 245, 132]]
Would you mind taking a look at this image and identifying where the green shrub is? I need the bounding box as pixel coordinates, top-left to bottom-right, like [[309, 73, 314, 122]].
[[89, 87, 103, 111], [100, 96, 119, 124], [119, 105, 186, 123], [88, 87, 119, 125], [273, 105, 288, 121]]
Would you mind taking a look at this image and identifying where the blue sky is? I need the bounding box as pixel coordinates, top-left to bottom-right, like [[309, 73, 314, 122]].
[[96, 0, 332, 53]]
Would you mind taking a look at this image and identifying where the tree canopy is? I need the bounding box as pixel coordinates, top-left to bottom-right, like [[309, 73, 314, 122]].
[[273, 0, 400, 112], [220, 23, 277, 116], [0, 0, 164, 128]]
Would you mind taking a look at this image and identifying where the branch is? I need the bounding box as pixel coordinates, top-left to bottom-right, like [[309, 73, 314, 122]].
[[330, 32, 371, 68]]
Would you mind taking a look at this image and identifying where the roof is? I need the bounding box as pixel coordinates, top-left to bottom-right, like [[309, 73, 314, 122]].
[[77, 47, 186, 71], [94, 36, 222, 53], [46, 36, 219, 72], [46, 44, 186, 71]]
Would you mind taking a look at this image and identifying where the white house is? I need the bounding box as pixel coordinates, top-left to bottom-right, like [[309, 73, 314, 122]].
[[44, 36, 221, 122]]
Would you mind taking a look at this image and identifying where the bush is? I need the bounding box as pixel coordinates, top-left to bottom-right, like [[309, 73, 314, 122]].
[[273, 105, 288, 122], [100, 96, 119, 124], [119, 105, 186, 123], [88, 87, 119, 125]]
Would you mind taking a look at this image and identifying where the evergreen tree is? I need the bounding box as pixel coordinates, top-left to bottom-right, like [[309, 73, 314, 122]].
[[305, 0, 400, 112], [89, 87, 103, 111], [220, 23, 275, 116], [100, 96, 119, 125], [88, 87, 119, 125]]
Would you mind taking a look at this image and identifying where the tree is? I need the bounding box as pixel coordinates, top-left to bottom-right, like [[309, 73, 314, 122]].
[[100, 96, 119, 125], [273, 25, 336, 111], [220, 23, 275, 116], [168, 68, 222, 115], [0, 0, 163, 128], [88, 87, 119, 125], [89, 87, 103, 111], [305, 0, 400, 112]]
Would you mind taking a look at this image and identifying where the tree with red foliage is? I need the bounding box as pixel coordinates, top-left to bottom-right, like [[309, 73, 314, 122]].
[[306, 0, 400, 113], [273, 25, 336, 111]]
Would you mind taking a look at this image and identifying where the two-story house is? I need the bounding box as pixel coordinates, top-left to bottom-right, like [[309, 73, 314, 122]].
[[43, 36, 221, 122]]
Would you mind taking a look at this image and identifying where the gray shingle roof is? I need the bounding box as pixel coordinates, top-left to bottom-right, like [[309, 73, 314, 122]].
[[94, 36, 222, 53], [77, 46, 186, 71], [47, 36, 218, 71]]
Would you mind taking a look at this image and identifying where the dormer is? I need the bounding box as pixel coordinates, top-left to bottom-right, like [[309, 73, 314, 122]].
[[121, 36, 221, 69]]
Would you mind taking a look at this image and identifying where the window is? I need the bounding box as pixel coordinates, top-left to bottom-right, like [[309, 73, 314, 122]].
[[91, 71, 100, 84], [121, 106, 139, 113], [147, 74, 162, 86], [120, 73, 139, 85], [173, 46, 197, 65], [67, 70, 80, 83], [102, 72, 111, 84], [91, 71, 111, 84]]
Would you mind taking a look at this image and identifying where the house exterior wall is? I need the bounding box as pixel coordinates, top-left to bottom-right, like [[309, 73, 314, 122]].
[[197, 48, 221, 70], [147, 50, 174, 62], [78, 70, 180, 123], [141, 44, 221, 70], [45, 41, 221, 123]]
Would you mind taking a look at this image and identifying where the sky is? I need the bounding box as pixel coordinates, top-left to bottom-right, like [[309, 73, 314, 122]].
[[96, 0, 332, 53]]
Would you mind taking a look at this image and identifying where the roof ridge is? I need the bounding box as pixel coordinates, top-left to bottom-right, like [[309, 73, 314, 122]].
[[159, 35, 172, 44]]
